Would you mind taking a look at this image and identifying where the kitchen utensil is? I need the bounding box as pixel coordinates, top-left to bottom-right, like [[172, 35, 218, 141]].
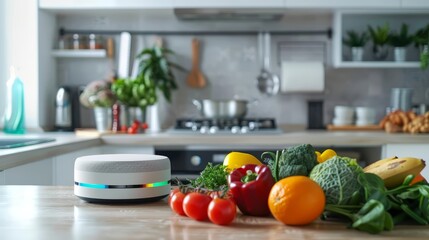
[[118, 32, 131, 78], [390, 88, 413, 111], [192, 99, 255, 119], [55, 86, 72, 130], [187, 38, 206, 88], [257, 32, 280, 96], [106, 37, 115, 79]]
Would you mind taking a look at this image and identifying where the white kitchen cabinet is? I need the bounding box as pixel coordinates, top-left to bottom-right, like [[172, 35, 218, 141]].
[[39, 0, 174, 10], [332, 10, 428, 68], [285, 0, 401, 9], [382, 144, 429, 180], [0, 171, 5, 185], [402, 0, 429, 8], [173, 0, 285, 8], [52, 145, 154, 186], [2, 158, 53, 185]]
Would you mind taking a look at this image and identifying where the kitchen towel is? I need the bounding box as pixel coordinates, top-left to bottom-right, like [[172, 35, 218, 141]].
[[281, 61, 324, 93]]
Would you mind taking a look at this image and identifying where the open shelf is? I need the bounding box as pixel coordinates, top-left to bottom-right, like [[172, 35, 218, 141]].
[[335, 61, 421, 68], [332, 10, 429, 68], [51, 49, 106, 58]]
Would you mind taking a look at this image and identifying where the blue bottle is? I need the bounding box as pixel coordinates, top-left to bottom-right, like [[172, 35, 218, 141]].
[[3, 67, 25, 134]]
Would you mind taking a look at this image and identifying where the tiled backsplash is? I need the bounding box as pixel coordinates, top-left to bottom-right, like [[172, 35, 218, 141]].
[[57, 13, 429, 129]]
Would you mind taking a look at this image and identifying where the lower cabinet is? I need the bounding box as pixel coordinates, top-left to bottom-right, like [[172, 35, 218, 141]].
[[2, 158, 54, 185], [383, 144, 429, 180]]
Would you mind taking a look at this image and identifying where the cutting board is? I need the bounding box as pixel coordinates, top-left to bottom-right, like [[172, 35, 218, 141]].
[[327, 124, 382, 131], [74, 128, 112, 137]]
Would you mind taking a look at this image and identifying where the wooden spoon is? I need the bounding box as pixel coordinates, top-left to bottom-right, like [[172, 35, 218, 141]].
[[187, 38, 206, 88]]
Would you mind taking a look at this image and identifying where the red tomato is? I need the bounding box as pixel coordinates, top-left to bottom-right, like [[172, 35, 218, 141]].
[[127, 127, 137, 134], [208, 198, 237, 225], [141, 122, 149, 130], [120, 125, 127, 133], [182, 192, 212, 221], [168, 188, 180, 204], [170, 191, 186, 216]]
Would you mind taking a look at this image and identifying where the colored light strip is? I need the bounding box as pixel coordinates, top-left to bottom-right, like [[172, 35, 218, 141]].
[[75, 180, 170, 189]]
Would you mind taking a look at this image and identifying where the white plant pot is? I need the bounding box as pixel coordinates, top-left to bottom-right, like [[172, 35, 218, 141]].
[[94, 107, 112, 132], [394, 47, 406, 62], [351, 47, 364, 61]]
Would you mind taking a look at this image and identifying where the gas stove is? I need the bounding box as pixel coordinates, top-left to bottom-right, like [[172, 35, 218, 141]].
[[169, 118, 283, 135]]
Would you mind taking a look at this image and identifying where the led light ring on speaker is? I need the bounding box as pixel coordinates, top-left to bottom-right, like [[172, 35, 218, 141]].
[[74, 180, 170, 189]]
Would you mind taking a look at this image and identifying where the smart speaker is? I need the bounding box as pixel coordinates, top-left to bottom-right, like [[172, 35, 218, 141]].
[[74, 154, 171, 203]]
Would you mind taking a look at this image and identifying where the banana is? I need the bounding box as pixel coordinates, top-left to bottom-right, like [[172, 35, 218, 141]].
[[364, 157, 426, 188], [363, 156, 398, 172]]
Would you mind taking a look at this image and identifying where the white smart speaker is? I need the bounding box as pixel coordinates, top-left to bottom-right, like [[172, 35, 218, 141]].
[[74, 154, 171, 203]]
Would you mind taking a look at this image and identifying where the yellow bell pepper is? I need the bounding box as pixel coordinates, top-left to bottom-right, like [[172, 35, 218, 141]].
[[318, 149, 337, 163], [223, 152, 263, 171]]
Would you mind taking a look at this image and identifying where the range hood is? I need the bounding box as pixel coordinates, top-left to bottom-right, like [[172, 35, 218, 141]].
[[174, 8, 284, 21]]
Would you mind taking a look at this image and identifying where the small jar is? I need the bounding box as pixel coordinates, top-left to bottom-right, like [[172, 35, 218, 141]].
[[88, 34, 105, 50], [72, 34, 80, 50]]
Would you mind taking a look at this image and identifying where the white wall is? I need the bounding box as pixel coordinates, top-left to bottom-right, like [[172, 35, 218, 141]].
[[1, 0, 41, 131], [0, 0, 8, 128]]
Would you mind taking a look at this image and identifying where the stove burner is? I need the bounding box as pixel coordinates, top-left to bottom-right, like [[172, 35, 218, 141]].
[[174, 118, 279, 134]]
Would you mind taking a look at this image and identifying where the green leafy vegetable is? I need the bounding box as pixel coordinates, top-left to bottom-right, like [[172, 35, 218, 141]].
[[190, 163, 229, 190], [262, 144, 318, 182], [309, 156, 364, 205]]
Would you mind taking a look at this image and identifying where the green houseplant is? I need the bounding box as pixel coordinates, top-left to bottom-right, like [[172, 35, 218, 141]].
[[389, 23, 414, 62], [368, 23, 390, 60], [343, 30, 369, 61], [111, 46, 184, 127], [414, 24, 429, 69]]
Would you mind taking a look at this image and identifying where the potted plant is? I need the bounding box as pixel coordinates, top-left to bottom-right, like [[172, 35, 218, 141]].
[[389, 23, 414, 62], [414, 24, 429, 70], [111, 45, 184, 130], [79, 80, 116, 132], [368, 23, 390, 60], [343, 30, 369, 61]]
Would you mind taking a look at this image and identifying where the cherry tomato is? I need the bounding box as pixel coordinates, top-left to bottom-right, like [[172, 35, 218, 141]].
[[168, 188, 180, 204], [127, 127, 138, 134], [120, 125, 127, 133], [141, 122, 149, 130], [182, 192, 212, 221], [170, 191, 186, 216], [208, 198, 237, 225]]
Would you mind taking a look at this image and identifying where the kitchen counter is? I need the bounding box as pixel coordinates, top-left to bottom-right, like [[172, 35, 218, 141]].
[[1, 130, 429, 170], [101, 130, 429, 147], [1, 186, 428, 240], [0, 132, 101, 170]]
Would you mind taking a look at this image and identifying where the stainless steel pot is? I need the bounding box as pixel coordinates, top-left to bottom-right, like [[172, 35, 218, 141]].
[[192, 99, 253, 119]]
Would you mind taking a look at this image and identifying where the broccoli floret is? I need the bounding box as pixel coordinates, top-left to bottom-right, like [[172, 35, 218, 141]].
[[263, 144, 318, 182]]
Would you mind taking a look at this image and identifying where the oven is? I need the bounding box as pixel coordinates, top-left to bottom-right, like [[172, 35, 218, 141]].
[[154, 146, 277, 183]]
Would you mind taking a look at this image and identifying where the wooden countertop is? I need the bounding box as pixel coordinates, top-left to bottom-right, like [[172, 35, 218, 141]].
[[1, 186, 428, 239]]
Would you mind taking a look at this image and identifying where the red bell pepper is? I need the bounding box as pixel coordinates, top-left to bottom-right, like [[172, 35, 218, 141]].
[[228, 164, 275, 216]]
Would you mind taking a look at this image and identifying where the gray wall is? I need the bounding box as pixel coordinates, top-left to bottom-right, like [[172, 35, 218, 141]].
[[55, 11, 429, 129]]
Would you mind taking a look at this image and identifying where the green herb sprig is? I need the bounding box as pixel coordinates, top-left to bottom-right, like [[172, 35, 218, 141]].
[[190, 163, 229, 191]]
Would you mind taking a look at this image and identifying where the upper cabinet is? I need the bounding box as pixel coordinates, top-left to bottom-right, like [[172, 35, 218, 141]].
[[401, 0, 429, 8], [285, 0, 401, 9], [39, 0, 285, 10]]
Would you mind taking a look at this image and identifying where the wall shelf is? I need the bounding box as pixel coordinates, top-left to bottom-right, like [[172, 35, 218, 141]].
[[336, 61, 421, 68], [332, 10, 429, 69], [51, 49, 106, 58]]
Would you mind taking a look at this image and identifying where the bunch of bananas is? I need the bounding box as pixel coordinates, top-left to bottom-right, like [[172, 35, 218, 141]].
[[364, 156, 426, 188]]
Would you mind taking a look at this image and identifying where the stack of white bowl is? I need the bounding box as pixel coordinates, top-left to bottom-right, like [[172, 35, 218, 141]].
[[332, 106, 376, 126], [332, 106, 354, 126], [355, 107, 376, 126]]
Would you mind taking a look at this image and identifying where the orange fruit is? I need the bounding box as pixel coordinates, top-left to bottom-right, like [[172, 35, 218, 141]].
[[268, 176, 325, 225]]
